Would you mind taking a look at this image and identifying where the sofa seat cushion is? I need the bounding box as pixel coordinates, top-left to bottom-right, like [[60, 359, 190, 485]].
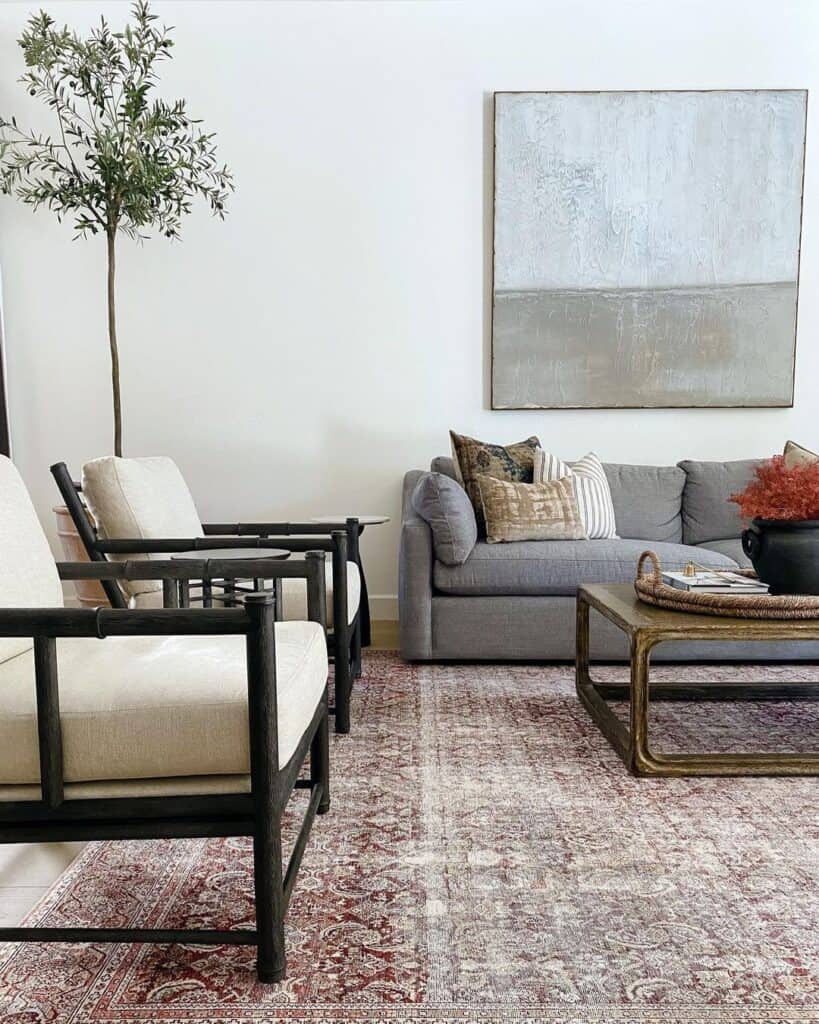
[[0, 621, 327, 785], [697, 537, 752, 569], [433, 538, 739, 596]]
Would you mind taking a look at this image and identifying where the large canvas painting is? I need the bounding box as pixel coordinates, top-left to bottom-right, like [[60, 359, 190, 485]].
[[492, 90, 807, 408]]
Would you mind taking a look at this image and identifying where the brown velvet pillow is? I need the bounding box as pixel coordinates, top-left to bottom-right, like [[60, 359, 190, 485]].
[[478, 475, 586, 544], [450, 430, 540, 533]]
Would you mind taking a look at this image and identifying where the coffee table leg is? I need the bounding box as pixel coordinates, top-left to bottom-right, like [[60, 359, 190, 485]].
[[629, 636, 654, 775], [575, 595, 632, 764]]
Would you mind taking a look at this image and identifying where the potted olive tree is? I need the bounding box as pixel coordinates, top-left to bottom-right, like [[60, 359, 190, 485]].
[[0, 0, 233, 457]]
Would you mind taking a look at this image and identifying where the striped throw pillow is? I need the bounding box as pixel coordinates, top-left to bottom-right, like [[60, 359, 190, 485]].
[[534, 450, 618, 539]]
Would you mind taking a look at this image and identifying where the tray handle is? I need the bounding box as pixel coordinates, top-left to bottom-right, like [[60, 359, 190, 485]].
[[636, 549, 662, 584]]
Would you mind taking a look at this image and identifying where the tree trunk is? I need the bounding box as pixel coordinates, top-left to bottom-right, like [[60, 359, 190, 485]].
[[106, 230, 122, 457]]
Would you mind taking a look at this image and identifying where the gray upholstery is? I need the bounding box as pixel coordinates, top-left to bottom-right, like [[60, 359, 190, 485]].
[[697, 537, 752, 568], [399, 471, 434, 660], [679, 459, 758, 544], [433, 538, 737, 597], [411, 473, 477, 565], [399, 460, 819, 662], [430, 455, 457, 480], [604, 463, 685, 542], [429, 595, 819, 661]]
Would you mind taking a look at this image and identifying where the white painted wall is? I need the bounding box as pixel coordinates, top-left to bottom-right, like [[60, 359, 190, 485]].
[[1, 0, 818, 615]]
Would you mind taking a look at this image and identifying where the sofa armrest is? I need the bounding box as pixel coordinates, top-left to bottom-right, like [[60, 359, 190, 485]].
[[399, 471, 434, 660]]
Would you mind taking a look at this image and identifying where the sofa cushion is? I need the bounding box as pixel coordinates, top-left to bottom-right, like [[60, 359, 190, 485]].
[[679, 459, 759, 544], [0, 456, 64, 665], [604, 463, 685, 543], [412, 473, 477, 565], [783, 440, 819, 468], [0, 621, 328, 784], [430, 456, 457, 480], [535, 451, 617, 539], [449, 431, 540, 534], [478, 476, 585, 543], [433, 538, 738, 596], [697, 538, 752, 569]]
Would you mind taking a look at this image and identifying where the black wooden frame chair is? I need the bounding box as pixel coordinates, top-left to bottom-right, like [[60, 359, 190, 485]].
[[0, 551, 330, 983], [51, 463, 362, 734]]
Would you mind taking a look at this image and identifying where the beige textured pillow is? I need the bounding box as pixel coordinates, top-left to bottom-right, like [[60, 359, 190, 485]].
[[478, 475, 586, 544], [783, 440, 819, 469]]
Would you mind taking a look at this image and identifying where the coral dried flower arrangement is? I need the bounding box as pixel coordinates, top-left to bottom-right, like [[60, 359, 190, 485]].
[[731, 456, 819, 522]]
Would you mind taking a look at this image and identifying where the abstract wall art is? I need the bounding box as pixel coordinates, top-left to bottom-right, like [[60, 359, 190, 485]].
[[492, 90, 807, 408]]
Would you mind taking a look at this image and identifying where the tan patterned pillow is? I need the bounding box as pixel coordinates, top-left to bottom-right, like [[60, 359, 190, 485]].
[[478, 475, 586, 544], [783, 440, 819, 469], [450, 431, 540, 534]]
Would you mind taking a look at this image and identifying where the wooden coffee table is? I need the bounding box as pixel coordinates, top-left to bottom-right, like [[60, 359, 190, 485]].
[[576, 583, 819, 778]]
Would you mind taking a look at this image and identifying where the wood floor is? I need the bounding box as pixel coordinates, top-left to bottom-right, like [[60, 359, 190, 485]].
[[0, 622, 400, 926], [0, 842, 85, 926]]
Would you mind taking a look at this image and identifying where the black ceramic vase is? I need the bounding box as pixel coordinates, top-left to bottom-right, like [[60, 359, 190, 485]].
[[742, 519, 819, 595]]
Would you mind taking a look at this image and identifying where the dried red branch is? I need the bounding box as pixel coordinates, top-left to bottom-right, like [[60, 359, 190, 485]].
[[731, 455, 819, 521]]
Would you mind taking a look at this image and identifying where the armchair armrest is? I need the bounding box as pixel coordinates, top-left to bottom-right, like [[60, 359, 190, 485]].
[[398, 471, 434, 660], [57, 557, 320, 583], [201, 519, 360, 537], [0, 605, 252, 638]]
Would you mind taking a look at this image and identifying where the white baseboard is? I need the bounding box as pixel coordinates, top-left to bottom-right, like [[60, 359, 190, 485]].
[[369, 594, 398, 621]]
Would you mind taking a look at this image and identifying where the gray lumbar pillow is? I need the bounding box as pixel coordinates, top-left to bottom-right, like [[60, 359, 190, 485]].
[[412, 472, 478, 565]]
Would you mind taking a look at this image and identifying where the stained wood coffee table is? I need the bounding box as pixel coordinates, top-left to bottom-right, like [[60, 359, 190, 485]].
[[576, 583, 819, 778]]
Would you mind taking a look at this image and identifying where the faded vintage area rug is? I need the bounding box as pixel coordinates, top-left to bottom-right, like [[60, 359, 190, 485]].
[[1, 652, 818, 1023]]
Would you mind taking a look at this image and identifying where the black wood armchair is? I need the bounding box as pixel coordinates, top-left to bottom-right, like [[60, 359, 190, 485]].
[[51, 460, 362, 733], [0, 454, 334, 982]]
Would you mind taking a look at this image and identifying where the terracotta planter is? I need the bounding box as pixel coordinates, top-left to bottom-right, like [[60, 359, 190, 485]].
[[53, 505, 109, 607], [742, 518, 819, 596]]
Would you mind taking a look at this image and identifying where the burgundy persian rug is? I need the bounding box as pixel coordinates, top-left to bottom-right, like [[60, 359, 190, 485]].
[[1, 652, 819, 1023]]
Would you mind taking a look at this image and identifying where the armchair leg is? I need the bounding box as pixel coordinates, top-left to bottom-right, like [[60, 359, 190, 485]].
[[333, 636, 352, 735], [351, 615, 362, 679], [253, 814, 286, 983], [312, 698, 330, 814]]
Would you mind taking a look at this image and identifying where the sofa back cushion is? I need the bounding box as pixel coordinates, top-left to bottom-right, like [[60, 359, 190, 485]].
[[82, 456, 203, 599], [678, 459, 759, 544], [0, 456, 64, 664], [604, 463, 685, 542], [430, 456, 457, 479], [411, 472, 477, 565]]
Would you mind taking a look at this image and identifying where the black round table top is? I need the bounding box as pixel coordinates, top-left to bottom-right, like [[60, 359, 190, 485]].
[[170, 547, 290, 561]]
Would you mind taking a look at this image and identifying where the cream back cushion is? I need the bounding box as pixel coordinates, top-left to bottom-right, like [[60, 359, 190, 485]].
[[82, 457, 203, 598], [0, 456, 63, 663]]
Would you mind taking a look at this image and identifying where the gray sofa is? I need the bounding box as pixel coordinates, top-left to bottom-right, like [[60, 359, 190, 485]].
[[399, 456, 819, 662]]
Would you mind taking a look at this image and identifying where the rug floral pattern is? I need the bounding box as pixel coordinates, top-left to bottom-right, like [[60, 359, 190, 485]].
[[1, 653, 818, 1023]]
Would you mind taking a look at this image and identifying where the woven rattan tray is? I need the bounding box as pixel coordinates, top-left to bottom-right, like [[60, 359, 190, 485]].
[[634, 551, 819, 619]]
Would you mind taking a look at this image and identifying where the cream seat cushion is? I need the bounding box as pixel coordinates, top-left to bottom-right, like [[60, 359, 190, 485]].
[[0, 620, 327, 784], [132, 560, 361, 627]]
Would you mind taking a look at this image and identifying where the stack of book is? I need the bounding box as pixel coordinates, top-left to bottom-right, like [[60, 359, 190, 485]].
[[661, 570, 769, 595]]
